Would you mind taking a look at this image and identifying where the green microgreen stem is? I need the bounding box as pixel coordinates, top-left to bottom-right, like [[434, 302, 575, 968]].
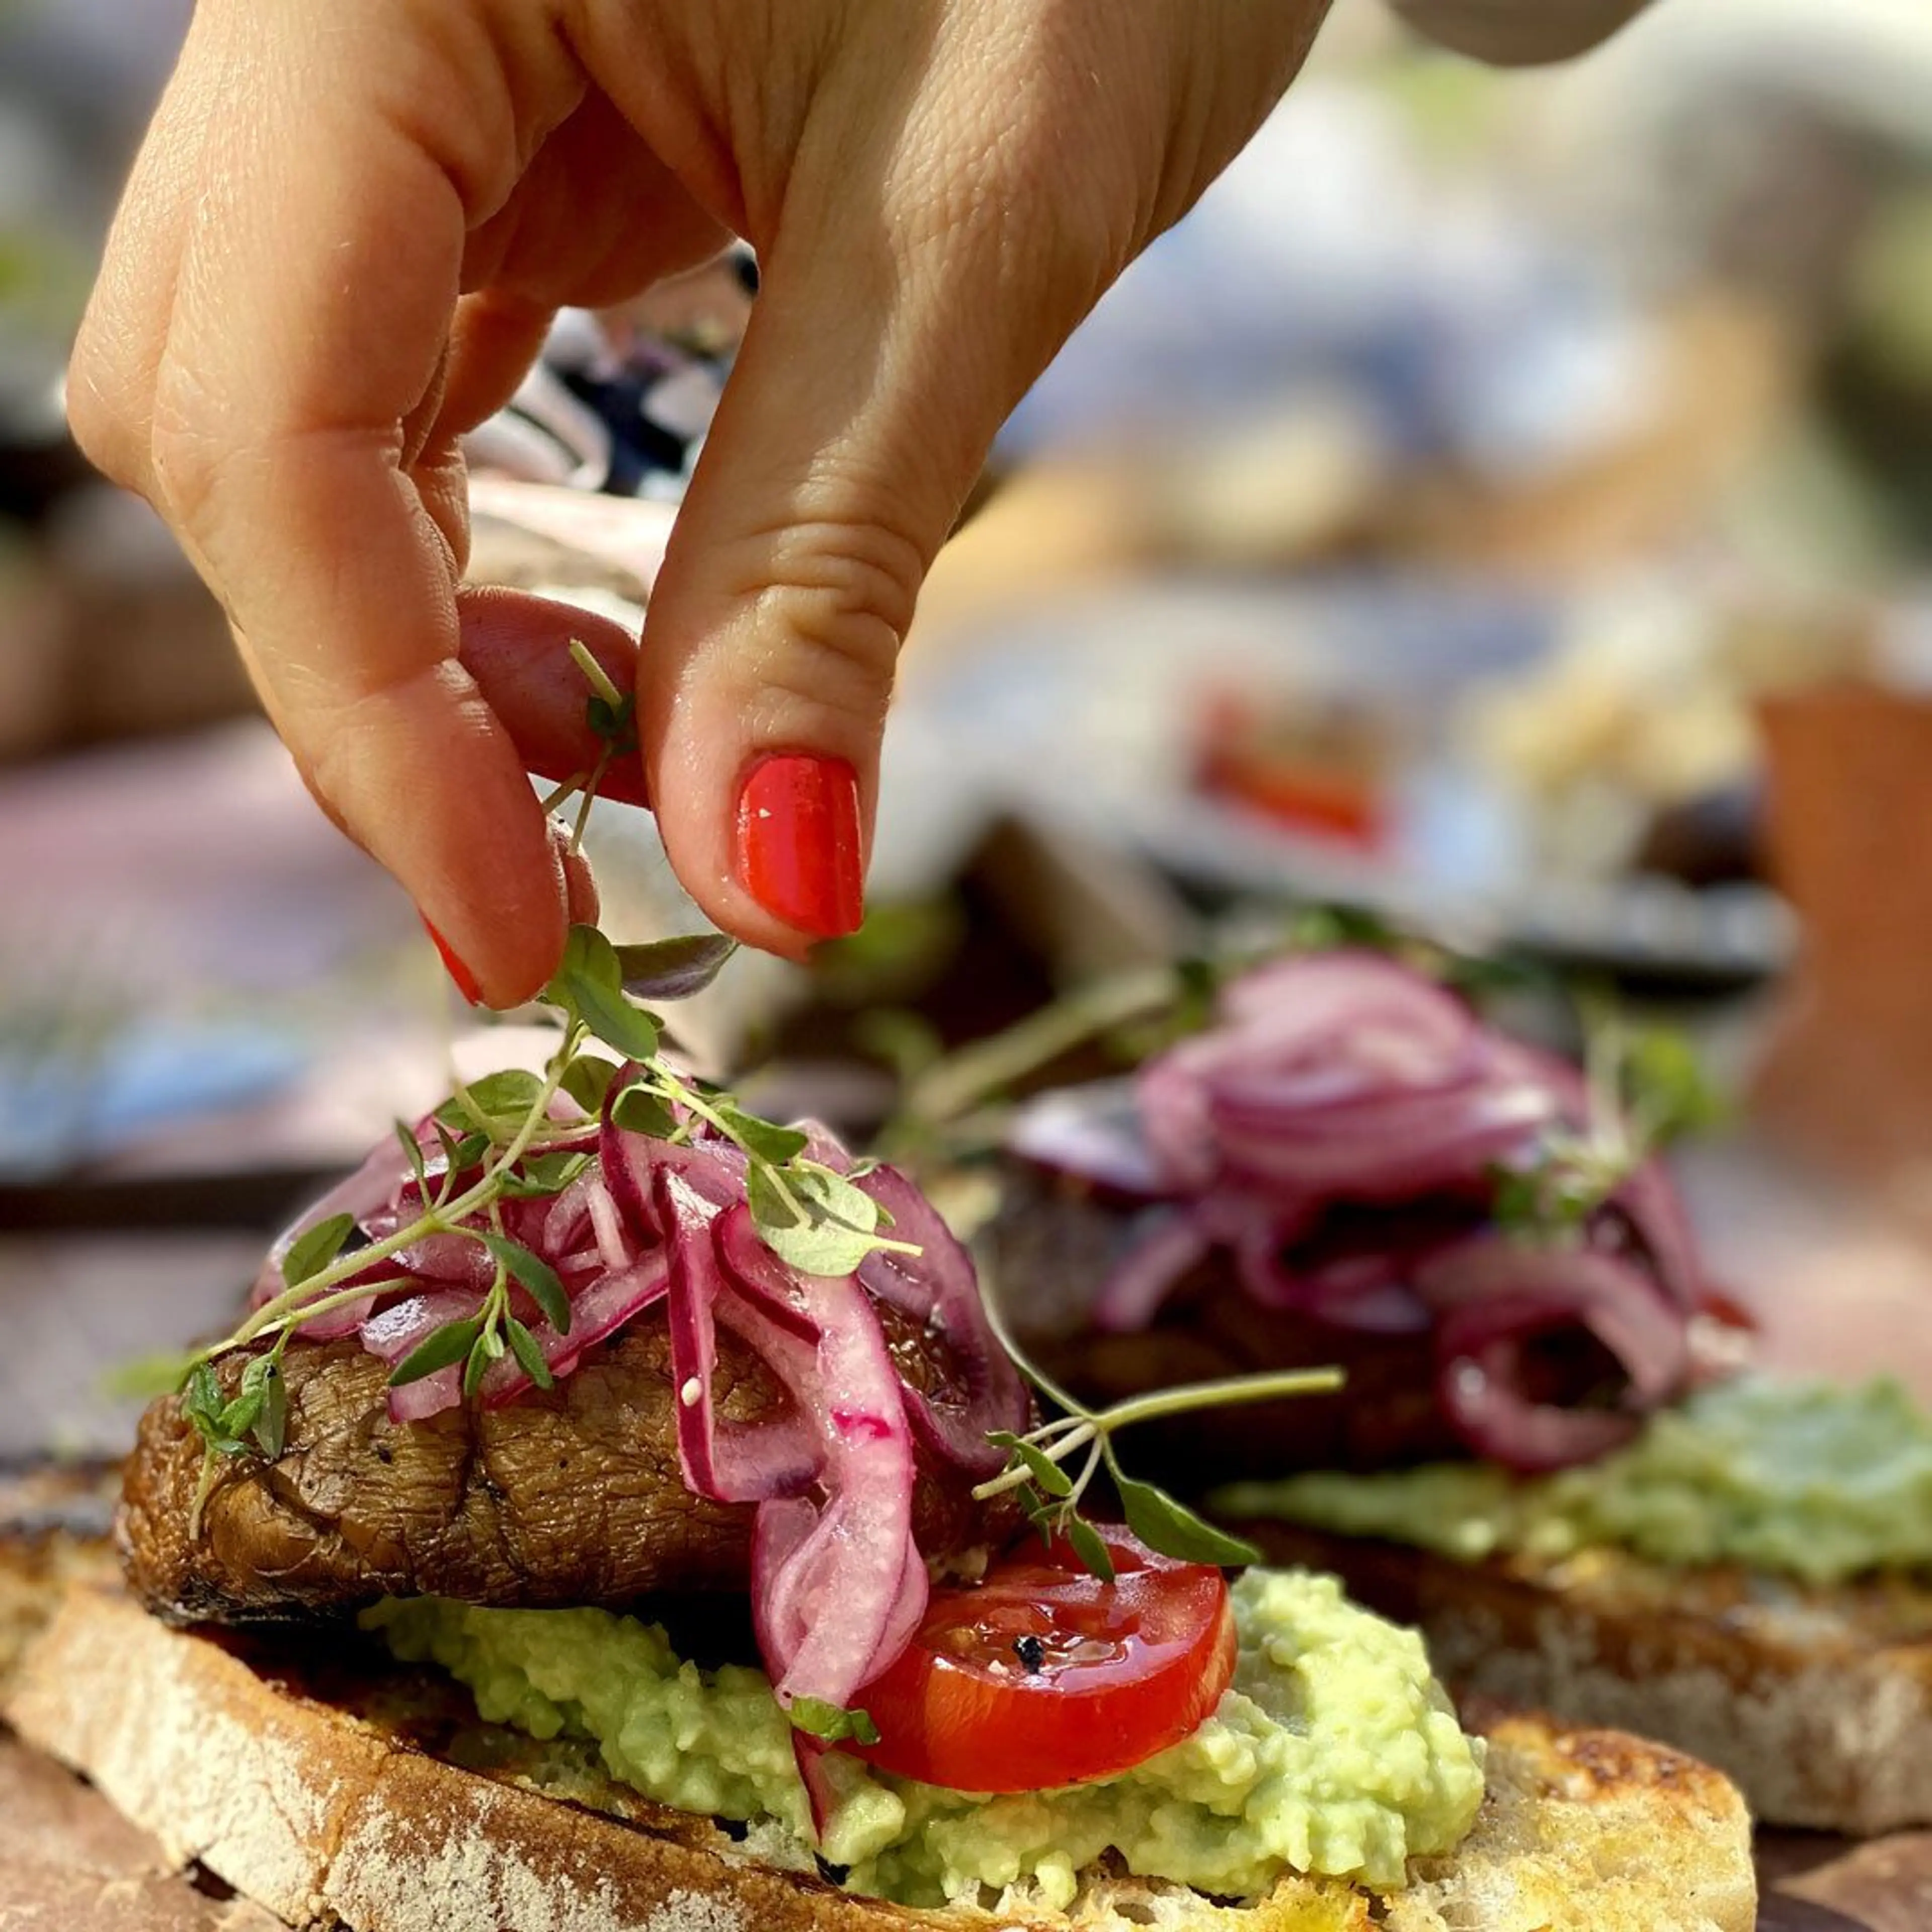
[[568, 639, 624, 711], [217, 1025, 583, 1359], [898, 964, 1179, 1133], [643, 1060, 921, 1260], [968, 1246, 1343, 1574], [971, 1367, 1343, 1505], [569, 742, 620, 855], [537, 774, 585, 817]]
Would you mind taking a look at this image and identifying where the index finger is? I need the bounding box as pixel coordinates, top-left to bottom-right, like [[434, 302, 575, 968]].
[[144, 1, 583, 1004]]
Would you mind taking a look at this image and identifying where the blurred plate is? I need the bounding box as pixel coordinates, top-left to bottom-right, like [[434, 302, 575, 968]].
[[900, 575, 1794, 987]]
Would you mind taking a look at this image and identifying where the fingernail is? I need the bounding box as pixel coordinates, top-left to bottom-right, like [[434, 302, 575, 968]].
[[735, 753, 865, 938], [422, 918, 483, 1005]]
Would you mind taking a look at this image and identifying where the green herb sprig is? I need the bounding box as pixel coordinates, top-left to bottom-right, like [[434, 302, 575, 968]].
[[176, 917, 923, 1492], [536, 641, 638, 853], [1492, 1013, 1723, 1246], [971, 1275, 1342, 1581]]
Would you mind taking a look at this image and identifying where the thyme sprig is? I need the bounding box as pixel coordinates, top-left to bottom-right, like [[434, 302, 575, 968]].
[[971, 1268, 1342, 1580]]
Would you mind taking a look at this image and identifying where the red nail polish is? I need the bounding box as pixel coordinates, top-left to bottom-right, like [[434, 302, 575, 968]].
[[735, 754, 865, 938], [422, 918, 483, 1005]]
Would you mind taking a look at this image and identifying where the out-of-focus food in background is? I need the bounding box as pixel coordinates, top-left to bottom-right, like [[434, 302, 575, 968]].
[[4, 0, 1932, 1443]]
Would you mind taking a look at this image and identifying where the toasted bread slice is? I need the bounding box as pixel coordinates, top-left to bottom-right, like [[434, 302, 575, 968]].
[[1, 1568, 1754, 1932], [1236, 1518, 1932, 1839]]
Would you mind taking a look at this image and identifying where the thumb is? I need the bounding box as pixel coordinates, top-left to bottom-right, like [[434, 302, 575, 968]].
[[633, 88, 1116, 956]]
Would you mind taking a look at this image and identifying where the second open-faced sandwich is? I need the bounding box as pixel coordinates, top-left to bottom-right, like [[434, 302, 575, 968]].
[[989, 940, 1932, 1835]]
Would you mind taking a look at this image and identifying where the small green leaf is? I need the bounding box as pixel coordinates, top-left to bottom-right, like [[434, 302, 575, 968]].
[[714, 1101, 809, 1166], [1063, 1516, 1116, 1584], [749, 1163, 883, 1277], [182, 1362, 228, 1446], [462, 1337, 494, 1398], [215, 1390, 264, 1440], [430, 1121, 492, 1186], [183, 1360, 221, 1414], [988, 1431, 1073, 1499], [479, 1232, 571, 1334], [216, 1353, 281, 1444], [611, 1083, 679, 1140], [387, 1319, 482, 1388], [586, 691, 637, 750], [614, 933, 739, 1002], [499, 1150, 593, 1199], [252, 1365, 289, 1460], [1019, 1489, 1059, 1547], [505, 1317, 554, 1390], [545, 923, 622, 1003], [1623, 1028, 1725, 1145], [788, 1697, 881, 1747], [395, 1119, 431, 1195], [1115, 1474, 1260, 1568], [439, 1069, 546, 1135], [561, 1055, 622, 1114], [574, 980, 663, 1063], [282, 1213, 356, 1290]]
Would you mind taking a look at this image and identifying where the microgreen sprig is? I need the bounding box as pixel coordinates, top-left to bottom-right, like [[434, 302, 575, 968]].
[[971, 1272, 1342, 1581], [175, 909, 944, 1529], [535, 640, 638, 854]]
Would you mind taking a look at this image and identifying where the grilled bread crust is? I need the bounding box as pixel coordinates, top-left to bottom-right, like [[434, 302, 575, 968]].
[[1239, 1518, 1932, 1838], [1, 1560, 1753, 1932]]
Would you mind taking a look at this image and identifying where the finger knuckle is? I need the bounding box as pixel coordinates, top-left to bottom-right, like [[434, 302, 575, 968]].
[[739, 511, 928, 731]]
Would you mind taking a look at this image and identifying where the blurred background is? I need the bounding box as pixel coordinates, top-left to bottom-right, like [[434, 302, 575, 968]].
[[5, 0, 1932, 1450]]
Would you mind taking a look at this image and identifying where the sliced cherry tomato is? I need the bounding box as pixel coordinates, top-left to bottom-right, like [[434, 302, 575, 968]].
[[848, 1527, 1237, 1793]]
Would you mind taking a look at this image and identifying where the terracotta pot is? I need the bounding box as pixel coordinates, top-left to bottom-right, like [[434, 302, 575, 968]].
[[1753, 680, 1932, 1187]]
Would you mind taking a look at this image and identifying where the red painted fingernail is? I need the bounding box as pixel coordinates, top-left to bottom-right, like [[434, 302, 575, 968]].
[[735, 754, 865, 938], [422, 918, 482, 1005]]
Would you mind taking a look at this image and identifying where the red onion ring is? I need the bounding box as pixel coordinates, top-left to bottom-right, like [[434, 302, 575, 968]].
[[1421, 1237, 1690, 1472], [252, 1080, 1015, 1765], [1003, 1082, 1166, 1198], [855, 1164, 1031, 1474], [478, 1253, 673, 1406], [359, 1288, 483, 1425], [1011, 948, 1709, 1467]]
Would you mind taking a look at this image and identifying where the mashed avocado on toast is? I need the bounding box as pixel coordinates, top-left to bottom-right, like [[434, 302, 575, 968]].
[[365, 1567, 1485, 1911], [1219, 1375, 1932, 1587]]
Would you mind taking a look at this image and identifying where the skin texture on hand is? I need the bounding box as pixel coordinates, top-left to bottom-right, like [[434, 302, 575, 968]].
[[70, 0, 1332, 1005]]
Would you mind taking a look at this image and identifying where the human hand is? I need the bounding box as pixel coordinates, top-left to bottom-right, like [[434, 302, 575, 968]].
[[70, 0, 1330, 1005]]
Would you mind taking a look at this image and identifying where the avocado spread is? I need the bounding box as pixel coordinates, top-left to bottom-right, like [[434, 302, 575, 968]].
[[1218, 1375, 1932, 1588], [364, 1568, 1484, 1911]]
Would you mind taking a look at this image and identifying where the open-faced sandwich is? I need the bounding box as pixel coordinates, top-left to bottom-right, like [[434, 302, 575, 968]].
[[988, 942, 1932, 1836], [0, 928, 1755, 1931]]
